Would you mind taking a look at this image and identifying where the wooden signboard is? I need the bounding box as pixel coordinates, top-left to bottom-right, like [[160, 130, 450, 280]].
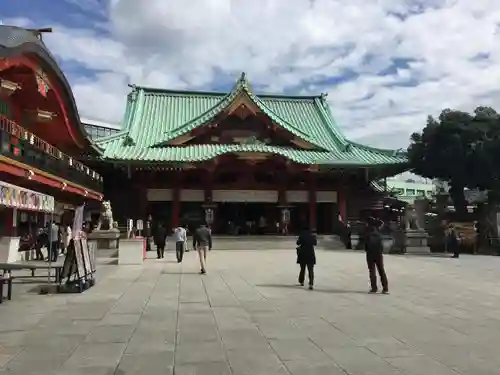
[[60, 241, 76, 280], [73, 239, 86, 279]]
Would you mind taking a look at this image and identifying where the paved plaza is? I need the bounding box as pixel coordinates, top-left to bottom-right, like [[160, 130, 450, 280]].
[[1, 250, 500, 374]]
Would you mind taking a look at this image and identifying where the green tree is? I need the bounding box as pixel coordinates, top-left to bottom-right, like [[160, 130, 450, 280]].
[[408, 107, 500, 217]]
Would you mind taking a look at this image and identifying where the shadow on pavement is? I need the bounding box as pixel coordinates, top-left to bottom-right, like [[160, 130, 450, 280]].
[[257, 284, 376, 295], [161, 271, 204, 275]]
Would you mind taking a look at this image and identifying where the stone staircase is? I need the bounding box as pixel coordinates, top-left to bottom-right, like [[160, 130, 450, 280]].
[[175, 235, 345, 251]]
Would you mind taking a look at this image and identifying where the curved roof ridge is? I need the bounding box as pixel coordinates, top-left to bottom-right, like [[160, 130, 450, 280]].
[[237, 77, 314, 142], [94, 131, 129, 145], [348, 140, 408, 156], [150, 73, 327, 149], [149, 80, 242, 147], [0, 25, 91, 148], [312, 97, 349, 150]]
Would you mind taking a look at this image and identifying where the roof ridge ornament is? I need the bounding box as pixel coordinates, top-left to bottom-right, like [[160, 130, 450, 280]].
[[320, 92, 328, 101], [237, 72, 252, 90], [128, 84, 138, 101], [393, 148, 404, 156]]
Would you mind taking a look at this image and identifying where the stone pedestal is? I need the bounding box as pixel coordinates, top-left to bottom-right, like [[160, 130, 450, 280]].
[[405, 230, 431, 254], [87, 229, 120, 250], [0, 237, 20, 263], [119, 238, 145, 265]]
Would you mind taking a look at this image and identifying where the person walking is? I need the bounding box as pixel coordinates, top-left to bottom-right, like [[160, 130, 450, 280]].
[[173, 224, 187, 263], [154, 223, 167, 259], [447, 223, 460, 258], [193, 223, 212, 274], [35, 226, 48, 261], [48, 221, 59, 262], [365, 222, 389, 294], [296, 227, 317, 290], [344, 221, 352, 249]]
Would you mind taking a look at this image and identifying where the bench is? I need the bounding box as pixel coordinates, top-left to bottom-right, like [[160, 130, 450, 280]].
[[0, 274, 12, 303], [0, 263, 64, 283]]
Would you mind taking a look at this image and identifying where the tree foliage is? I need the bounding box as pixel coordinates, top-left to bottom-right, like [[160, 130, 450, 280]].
[[408, 106, 500, 216]]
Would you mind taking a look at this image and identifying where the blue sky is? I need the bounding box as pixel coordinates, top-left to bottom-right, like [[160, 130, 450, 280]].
[[2, 0, 500, 148]]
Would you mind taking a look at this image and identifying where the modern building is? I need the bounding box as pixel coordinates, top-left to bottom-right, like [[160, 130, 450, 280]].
[[0, 25, 103, 260], [386, 174, 436, 204], [82, 118, 120, 140], [89, 74, 408, 234]]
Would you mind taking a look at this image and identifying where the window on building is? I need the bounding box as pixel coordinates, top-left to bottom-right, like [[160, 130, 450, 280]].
[[426, 190, 433, 196], [417, 190, 425, 196], [406, 189, 415, 196], [394, 188, 404, 195]]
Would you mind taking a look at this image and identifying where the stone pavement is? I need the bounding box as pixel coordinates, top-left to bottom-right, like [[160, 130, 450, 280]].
[[1, 250, 500, 374]]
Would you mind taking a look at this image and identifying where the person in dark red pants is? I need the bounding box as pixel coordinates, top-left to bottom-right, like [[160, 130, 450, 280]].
[[365, 222, 389, 294]]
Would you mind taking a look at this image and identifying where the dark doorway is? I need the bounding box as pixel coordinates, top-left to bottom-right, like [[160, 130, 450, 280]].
[[317, 203, 339, 234], [180, 202, 204, 234], [289, 203, 309, 234], [147, 202, 172, 231], [215, 202, 280, 235]]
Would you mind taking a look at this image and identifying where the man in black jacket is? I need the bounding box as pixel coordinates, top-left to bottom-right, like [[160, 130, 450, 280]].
[[296, 228, 317, 290], [365, 223, 389, 294], [193, 223, 212, 274]]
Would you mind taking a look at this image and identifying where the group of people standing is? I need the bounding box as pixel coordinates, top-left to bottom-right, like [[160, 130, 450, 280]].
[[32, 221, 72, 262], [149, 222, 213, 274]]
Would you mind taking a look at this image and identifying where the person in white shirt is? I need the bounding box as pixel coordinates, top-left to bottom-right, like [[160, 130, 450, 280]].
[[173, 225, 187, 263]]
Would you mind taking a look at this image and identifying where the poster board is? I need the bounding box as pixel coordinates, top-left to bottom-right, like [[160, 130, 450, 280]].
[[73, 239, 86, 278], [60, 240, 76, 280], [87, 240, 97, 273], [80, 238, 92, 276]]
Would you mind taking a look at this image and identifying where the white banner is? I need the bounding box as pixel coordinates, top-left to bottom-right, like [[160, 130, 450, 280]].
[[0, 180, 54, 212]]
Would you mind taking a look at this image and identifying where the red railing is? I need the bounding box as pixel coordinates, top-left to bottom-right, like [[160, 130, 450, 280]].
[[0, 114, 102, 182]]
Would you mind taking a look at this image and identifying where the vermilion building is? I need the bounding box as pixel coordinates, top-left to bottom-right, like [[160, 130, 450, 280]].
[[92, 74, 407, 234], [0, 25, 103, 260]]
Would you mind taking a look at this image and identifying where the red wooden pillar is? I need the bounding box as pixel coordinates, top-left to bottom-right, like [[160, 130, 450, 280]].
[[1, 208, 15, 236], [171, 187, 180, 228]]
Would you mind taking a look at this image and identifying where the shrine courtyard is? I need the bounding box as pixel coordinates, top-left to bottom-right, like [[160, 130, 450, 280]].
[[1, 250, 500, 375]]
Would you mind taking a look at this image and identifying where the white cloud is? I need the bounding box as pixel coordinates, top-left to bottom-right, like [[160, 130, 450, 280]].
[[6, 0, 500, 148]]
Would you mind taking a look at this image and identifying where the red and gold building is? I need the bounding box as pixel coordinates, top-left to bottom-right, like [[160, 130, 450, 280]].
[[0, 26, 103, 260], [91, 73, 407, 234]]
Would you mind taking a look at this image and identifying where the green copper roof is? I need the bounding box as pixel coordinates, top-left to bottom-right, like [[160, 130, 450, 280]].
[[97, 142, 404, 166], [95, 73, 407, 167]]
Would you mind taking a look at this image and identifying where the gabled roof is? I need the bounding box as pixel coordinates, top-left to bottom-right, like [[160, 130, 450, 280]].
[[95, 73, 408, 167]]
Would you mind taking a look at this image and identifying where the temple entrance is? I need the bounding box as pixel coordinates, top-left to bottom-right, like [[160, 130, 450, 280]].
[[215, 202, 280, 235]]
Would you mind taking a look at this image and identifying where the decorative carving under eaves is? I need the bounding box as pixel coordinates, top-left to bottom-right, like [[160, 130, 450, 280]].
[[0, 79, 21, 96], [238, 136, 267, 145], [27, 109, 56, 123]]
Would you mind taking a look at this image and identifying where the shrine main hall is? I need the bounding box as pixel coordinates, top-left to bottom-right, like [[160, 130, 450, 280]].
[[91, 73, 407, 234]]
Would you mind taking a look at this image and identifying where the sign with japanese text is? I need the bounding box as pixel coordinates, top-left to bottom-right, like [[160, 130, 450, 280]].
[[0, 181, 54, 212]]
